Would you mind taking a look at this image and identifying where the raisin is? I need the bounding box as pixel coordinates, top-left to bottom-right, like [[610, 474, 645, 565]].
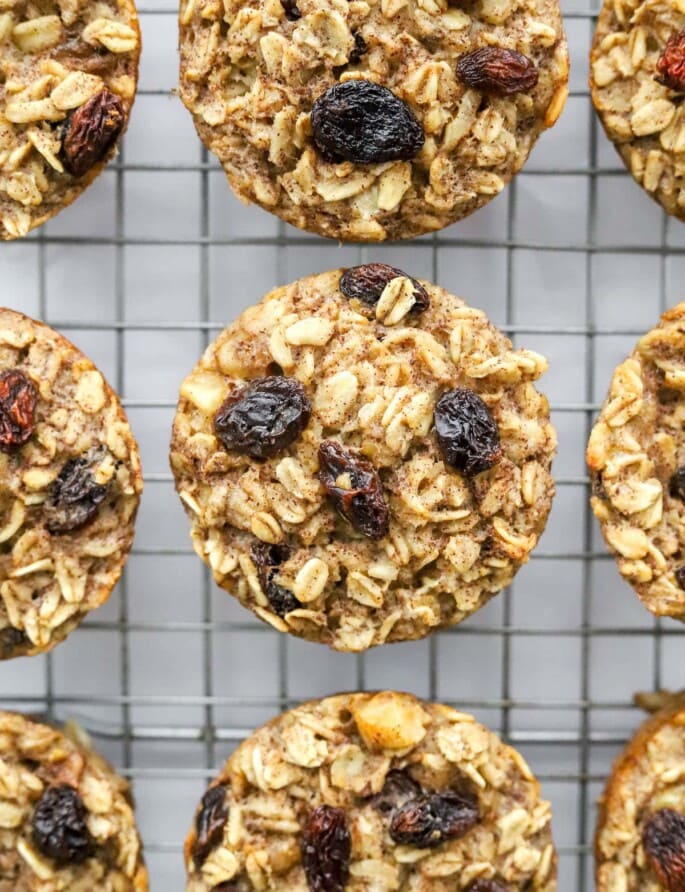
[[456, 47, 539, 96], [339, 264, 429, 314], [301, 805, 351, 892], [468, 881, 508, 892], [193, 785, 229, 868], [349, 33, 368, 64], [281, 0, 300, 20], [251, 541, 301, 617], [643, 809, 685, 891], [435, 388, 502, 476], [311, 80, 424, 164], [214, 376, 311, 460], [62, 90, 125, 177], [657, 31, 685, 91], [671, 467, 685, 501], [318, 440, 389, 540], [389, 791, 479, 848], [677, 567, 685, 590], [0, 369, 37, 454], [370, 769, 423, 815], [44, 447, 111, 535], [32, 786, 92, 865], [0, 626, 28, 658]]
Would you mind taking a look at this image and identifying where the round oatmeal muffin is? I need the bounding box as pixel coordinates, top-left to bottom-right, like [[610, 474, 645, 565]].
[[0, 711, 147, 891], [178, 0, 569, 242], [0, 308, 142, 659], [170, 267, 556, 652], [590, 0, 685, 220], [595, 691, 685, 891], [185, 691, 557, 891], [587, 302, 685, 622], [0, 0, 141, 240]]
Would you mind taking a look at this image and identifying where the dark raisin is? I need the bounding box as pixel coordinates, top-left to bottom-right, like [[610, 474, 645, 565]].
[[591, 473, 607, 501], [0, 626, 28, 658], [318, 439, 389, 540], [193, 785, 229, 868], [671, 467, 685, 501], [339, 264, 429, 314], [311, 80, 424, 164], [0, 369, 37, 454], [456, 47, 539, 96], [214, 376, 311, 461], [435, 388, 502, 476], [281, 0, 301, 20], [467, 881, 508, 892], [44, 447, 111, 535], [657, 31, 685, 91], [301, 805, 351, 892], [251, 541, 301, 617], [643, 809, 685, 891], [62, 90, 125, 177], [389, 791, 479, 848], [349, 32, 368, 64], [32, 786, 92, 865], [370, 769, 423, 814], [677, 567, 685, 590]]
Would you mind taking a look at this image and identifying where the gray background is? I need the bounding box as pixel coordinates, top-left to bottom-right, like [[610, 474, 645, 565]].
[[0, 0, 681, 887]]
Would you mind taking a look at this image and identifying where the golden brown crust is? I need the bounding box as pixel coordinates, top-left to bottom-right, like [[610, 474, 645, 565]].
[[178, 0, 568, 241], [595, 692, 685, 891], [0, 0, 141, 240], [0, 308, 143, 658], [185, 691, 557, 890]]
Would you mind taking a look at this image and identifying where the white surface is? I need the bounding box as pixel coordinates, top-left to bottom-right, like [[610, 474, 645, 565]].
[[0, 1, 680, 888]]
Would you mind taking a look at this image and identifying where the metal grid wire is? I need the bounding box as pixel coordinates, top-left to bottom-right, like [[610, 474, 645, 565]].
[[3, 0, 685, 887]]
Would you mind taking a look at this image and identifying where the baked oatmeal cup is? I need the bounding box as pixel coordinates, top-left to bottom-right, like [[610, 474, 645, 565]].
[[185, 691, 557, 891], [179, 0, 569, 241], [0, 711, 147, 891], [596, 690, 685, 891], [0, 308, 142, 658], [591, 0, 685, 221], [588, 302, 685, 622], [0, 0, 140, 239], [170, 267, 556, 652]]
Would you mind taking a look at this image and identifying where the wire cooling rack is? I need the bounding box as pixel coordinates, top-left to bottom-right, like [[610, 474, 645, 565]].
[[4, 0, 685, 887]]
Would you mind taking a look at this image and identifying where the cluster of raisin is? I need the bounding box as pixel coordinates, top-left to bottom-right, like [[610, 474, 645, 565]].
[[300, 769, 482, 891], [307, 35, 539, 165], [0, 365, 113, 534]]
